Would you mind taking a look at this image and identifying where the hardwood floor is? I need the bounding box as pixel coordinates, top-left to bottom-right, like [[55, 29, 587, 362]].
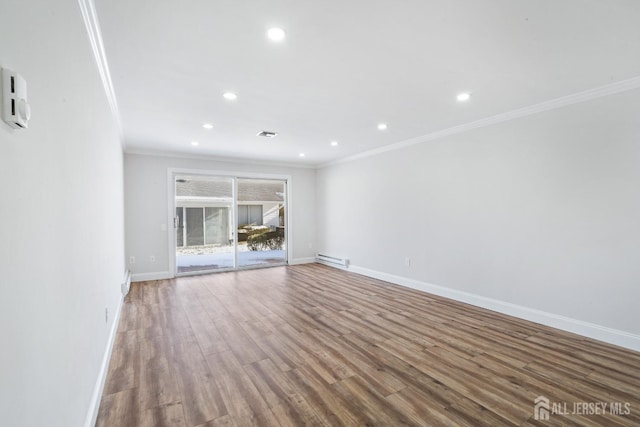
[[96, 264, 640, 426]]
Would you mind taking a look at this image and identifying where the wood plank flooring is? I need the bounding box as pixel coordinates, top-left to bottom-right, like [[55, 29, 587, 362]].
[[96, 264, 640, 426]]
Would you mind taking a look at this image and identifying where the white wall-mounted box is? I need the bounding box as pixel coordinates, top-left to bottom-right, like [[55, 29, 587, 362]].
[[2, 68, 30, 129]]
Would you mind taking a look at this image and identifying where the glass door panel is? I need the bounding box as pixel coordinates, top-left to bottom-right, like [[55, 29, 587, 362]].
[[185, 208, 204, 246], [237, 178, 287, 268], [205, 207, 229, 244], [175, 175, 234, 273]]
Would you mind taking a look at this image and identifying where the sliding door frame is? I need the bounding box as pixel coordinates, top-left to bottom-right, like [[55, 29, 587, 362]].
[[167, 168, 292, 277]]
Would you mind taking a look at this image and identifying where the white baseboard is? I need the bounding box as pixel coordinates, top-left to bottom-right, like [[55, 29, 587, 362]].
[[290, 257, 316, 265], [83, 295, 124, 427], [131, 271, 172, 282], [343, 264, 640, 352]]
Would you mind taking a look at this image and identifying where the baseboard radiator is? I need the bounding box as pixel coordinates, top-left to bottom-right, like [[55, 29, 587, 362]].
[[121, 270, 131, 297], [316, 253, 349, 267]]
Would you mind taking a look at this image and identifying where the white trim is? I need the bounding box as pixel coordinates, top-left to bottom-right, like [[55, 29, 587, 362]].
[[125, 148, 316, 169], [336, 263, 640, 352], [83, 295, 124, 427], [284, 179, 292, 265], [132, 271, 172, 282], [169, 167, 293, 181], [232, 178, 239, 268], [290, 257, 316, 265], [176, 200, 235, 208], [174, 262, 288, 278], [167, 170, 177, 277], [121, 270, 131, 296], [77, 0, 124, 144], [320, 75, 640, 168]]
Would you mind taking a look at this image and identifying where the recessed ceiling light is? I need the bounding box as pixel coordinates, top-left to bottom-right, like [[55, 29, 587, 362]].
[[457, 92, 471, 102], [377, 123, 388, 131], [267, 27, 286, 42], [191, 141, 199, 146], [330, 141, 339, 147], [223, 92, 237, 100], [202, 123, 213, 129], [299, 153, 305, 157]]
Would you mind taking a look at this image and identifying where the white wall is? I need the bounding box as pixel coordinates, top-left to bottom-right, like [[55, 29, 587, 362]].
[[124, 153, 316, 279], [317, 89, 640, 344], [0, 1, 125, 426]]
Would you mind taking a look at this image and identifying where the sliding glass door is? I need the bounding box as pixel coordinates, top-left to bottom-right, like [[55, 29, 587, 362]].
[[173, 174, 287, 275]]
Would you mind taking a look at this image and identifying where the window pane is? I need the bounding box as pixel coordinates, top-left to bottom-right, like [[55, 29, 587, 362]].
[[176, 175, 234, 274], [176, 176, 232, 198], [237, 179, 285, 203], [237, 178, 286, 268], [248, 205, 263, 225], [186, 208, 204, 246], [205, 207, 229, 245], [237, 205, 249, 227]]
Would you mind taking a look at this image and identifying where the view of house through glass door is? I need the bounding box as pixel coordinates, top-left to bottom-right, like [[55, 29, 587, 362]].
[[174, 174, 287, 274], [237, 178, 287, 268]]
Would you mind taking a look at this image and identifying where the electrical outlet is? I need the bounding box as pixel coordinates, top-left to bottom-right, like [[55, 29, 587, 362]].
[[404, 257, 411, 267], [105, 307, 108, 323], [129, 256, 135, 264], [308, 242, 313, 249], [150, 255, 156, 263]]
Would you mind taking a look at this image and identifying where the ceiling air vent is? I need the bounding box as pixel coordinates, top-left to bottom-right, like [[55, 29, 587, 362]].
[[257, 130, 278, 138]]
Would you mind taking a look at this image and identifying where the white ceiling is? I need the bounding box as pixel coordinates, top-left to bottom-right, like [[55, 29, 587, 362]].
[[95, 0, 640, 166]]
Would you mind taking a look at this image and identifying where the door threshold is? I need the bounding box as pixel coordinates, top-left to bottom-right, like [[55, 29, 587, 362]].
[[175, 262, 288, 277]]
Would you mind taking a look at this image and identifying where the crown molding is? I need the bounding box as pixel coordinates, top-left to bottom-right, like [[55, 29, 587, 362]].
[[321, 75, 640, 168], [124, 148, 317, 170], [76, 1, 640, 168], [78, 0, 124, 146]]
